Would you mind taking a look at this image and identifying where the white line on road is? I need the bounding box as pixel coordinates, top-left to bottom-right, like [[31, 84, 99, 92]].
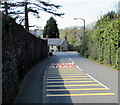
[[86, 74, 109, 90], [66, 54, 83, 71], [66, 53, 109, 90], [76, 65, 83, 71]]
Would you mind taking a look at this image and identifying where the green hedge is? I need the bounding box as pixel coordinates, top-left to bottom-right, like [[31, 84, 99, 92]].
[[81, 19, 119, 70], [88, 20, 120, 69]]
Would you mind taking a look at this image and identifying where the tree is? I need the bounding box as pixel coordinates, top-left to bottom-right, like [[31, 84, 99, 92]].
[[24, 2, 29, 31], [4, 2, 8, 15], [1, 0, 64, 31], [43, 17, 59, 38]]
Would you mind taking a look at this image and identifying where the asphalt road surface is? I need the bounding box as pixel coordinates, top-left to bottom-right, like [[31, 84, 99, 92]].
[[44, 52, 118, 104], [15, 52, 118, 104]]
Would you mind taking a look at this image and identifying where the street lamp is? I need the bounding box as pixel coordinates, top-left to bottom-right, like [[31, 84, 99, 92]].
[[74, 18, 85, 36]]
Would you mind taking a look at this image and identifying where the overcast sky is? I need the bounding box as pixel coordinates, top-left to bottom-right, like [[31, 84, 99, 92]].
[[29, 0, 119, 29]]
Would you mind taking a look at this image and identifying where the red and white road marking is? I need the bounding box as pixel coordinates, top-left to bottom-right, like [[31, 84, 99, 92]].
[[49, 63, 77, 68]]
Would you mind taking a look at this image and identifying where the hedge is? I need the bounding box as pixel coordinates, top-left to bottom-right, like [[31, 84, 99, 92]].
[[81, 19, 119, 70]]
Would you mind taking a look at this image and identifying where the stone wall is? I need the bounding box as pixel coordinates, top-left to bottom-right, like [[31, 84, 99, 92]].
[[2, 14, 48, 104]]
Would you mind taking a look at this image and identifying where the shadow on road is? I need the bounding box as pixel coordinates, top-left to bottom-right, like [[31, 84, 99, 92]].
[[45, 54, 74, 104]]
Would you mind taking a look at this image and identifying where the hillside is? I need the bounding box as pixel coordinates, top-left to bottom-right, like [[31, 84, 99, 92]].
[[59, 21, 96, 44]]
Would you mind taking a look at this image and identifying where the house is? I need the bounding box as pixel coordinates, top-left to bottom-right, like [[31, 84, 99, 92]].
[[47, 37, 69, 52]]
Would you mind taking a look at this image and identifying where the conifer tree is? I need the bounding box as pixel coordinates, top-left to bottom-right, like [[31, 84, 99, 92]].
[[43, 17, 59, 38]]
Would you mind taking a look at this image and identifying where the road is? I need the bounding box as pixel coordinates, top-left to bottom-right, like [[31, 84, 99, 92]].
[[15, 52, 118, 104], [44, 52, 118, 104]]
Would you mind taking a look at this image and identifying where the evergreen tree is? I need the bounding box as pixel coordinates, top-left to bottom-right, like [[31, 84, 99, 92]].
[[43, 17, 59, 38]]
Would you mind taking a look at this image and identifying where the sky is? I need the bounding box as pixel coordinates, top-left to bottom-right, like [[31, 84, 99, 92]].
[[28, 0, 119, 29]]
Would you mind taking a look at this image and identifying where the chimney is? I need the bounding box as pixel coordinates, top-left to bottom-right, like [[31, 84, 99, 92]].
[[46, 35, 49, 39]]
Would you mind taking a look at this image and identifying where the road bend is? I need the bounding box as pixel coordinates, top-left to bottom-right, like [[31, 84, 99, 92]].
[[45, 52, 118, 103]]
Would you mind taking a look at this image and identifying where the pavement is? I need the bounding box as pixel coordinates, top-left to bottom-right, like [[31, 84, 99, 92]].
[[14, 52, 119, 104], [14, 56, 57, 103]]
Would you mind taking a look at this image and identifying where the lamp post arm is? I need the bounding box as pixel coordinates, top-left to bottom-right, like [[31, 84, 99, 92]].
[[74, 18, 85, 35]]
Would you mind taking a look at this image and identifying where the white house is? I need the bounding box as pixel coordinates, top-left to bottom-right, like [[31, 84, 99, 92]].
[[47, 37, 69, 52]]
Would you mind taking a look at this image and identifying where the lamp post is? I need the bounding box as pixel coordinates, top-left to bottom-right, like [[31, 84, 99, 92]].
[[74, 18, 85, 36]]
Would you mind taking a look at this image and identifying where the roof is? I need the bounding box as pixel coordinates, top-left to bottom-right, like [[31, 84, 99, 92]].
[[48, 38, 66, 46]]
